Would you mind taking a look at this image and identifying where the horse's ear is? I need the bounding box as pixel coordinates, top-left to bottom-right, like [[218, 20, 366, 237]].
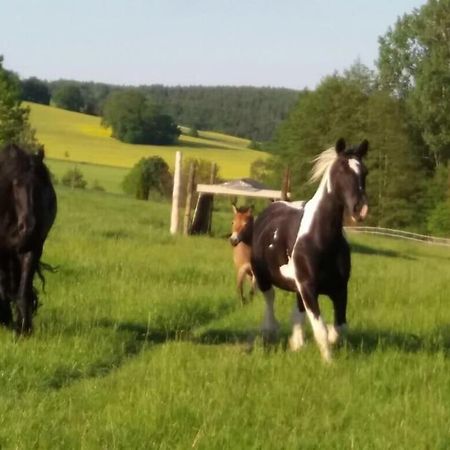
[[357, 139, 369, 158], [335, 138, 346, 154], [232, 204, 237, 214], [36, 146, 45, 161]]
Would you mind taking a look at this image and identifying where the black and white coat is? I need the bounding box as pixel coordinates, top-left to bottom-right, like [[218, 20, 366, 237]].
[[251, 139, 369, 361]]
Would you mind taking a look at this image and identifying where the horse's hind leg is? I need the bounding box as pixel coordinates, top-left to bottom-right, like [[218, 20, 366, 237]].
[[247, 270, 256, 302], [261, 287, 279, 342], [237, 265, 249, 305], [289, 292, 306, 351]]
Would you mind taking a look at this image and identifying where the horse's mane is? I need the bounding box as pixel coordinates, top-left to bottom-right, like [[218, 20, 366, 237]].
[[308, 147, 337, 185]]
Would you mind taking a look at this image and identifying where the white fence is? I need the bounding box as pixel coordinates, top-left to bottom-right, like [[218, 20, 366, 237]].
[[345, 226, 450, 247]]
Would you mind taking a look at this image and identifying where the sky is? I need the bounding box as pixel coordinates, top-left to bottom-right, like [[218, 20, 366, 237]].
[[1, 0, 427, 90]]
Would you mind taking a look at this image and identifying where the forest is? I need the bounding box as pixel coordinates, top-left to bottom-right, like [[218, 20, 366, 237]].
[[20, 78, 299, 142]]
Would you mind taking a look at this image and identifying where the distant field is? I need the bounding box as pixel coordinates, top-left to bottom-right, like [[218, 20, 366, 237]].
[[27, 103, 268, 180], [0, 188, 448, 448], [46, 159, 127, 194]]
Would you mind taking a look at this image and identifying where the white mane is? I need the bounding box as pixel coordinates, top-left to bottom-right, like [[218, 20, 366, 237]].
[[308, 147, 337, 185]]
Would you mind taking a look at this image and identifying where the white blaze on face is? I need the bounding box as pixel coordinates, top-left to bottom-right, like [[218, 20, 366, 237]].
[[348, 158, 361, 175]]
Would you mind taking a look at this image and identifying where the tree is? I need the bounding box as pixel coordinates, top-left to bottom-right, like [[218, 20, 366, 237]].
[[52, 83, 84, 112], [61, 167, 87, 189], [21, 77, 51, 105], [0, 56, 39, 150], [122, 156, 171, 199], [378, 0, 450, 166], [102, 90, 180, 145], [269, 63, 426, 229]]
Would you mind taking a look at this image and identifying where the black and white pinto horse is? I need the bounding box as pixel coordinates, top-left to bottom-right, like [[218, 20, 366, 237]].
[[0, 144, 57, 334], [251, 138, 369, 361]]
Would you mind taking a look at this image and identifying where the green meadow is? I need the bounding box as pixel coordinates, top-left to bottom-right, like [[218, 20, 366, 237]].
[[0, 187, 448, 449], [27, 102, 268, 188]]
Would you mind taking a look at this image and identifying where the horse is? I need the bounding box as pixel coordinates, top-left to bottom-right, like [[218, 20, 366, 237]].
[[0, 144, 57, 334], [229, 204, 256, 305], [250, 138, 369, 361]]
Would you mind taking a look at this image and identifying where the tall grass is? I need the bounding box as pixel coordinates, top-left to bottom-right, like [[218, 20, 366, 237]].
[[0, 188, 448, 449]]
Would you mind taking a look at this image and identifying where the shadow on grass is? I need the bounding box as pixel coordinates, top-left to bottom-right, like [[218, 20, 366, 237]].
[[345, 326, 449, 356], [350, 242, 414, 260], [179, 139, 236, 152]]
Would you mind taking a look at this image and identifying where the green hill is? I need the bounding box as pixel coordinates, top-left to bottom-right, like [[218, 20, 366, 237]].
[[27, 102, 269, 193]]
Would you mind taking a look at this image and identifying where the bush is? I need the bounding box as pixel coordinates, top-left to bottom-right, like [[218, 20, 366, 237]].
[[186, 127, 199, 138], [248, 140, 262, 150], [122, 156, 171, 200], [91, 180, 105, 192], [61, 167, 87, 189], [427, 200, 450, 237]]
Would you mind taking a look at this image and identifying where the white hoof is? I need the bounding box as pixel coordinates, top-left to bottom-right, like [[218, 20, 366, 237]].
[[320, 346, 332, 363], [289, 326, 305, 351], [327, 324, 340, 344], [327, 324, 347, 345]]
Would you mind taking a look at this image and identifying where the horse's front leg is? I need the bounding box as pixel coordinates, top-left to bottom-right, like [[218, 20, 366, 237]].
[[296, 279, 331, 362], [328, 286, 348, 345], [289, 292, 306, 351], [15, 252, 35, 334]]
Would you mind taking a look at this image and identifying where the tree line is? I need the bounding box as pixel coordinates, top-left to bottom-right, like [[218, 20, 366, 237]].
[[20, 78, 298, 142], [257, 0, 450, 236]]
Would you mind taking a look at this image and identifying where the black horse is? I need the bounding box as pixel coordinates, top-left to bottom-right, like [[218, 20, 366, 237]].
[[250, 138, 369, 361], [0, 144, 57, 334]]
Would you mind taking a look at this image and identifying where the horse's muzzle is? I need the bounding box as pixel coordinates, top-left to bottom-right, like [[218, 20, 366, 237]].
[[229, 233, 240, 247], [352, 203, 369, 222]]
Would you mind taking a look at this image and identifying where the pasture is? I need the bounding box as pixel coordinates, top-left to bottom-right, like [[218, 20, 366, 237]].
[[27, 102, 267, 181], [0, 187, 448, 449]]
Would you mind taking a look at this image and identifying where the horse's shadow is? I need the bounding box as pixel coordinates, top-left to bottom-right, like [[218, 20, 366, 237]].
[[350, 242, 415, 260], [100, 319, 449, 359], [344, 326, 449, 355]]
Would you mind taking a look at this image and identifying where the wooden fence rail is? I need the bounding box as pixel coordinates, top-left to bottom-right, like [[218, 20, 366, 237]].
[[345, 226, 450, 247]]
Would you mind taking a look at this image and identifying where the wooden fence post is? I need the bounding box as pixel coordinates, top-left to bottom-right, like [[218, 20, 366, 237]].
[[207, 163, 217, 234], [183, 161, 196, 235], [170, 151, 182, 235], [281, 167, 291, 201]]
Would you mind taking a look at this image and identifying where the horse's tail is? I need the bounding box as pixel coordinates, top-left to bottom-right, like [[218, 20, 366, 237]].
[[237, 262, 254, 305], [36, 261, 58, 294]]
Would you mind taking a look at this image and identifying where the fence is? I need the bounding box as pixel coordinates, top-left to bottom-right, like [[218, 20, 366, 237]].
[[345, 226, 450, 247]]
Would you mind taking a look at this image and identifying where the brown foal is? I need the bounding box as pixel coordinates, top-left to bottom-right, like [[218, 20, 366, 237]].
[[229, 204, 256, 305]]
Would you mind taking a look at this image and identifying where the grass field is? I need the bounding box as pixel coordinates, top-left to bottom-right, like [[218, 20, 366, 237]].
[[0, 187, 448, 449], [46, 159, 128, 194], [27, 102, 268, 182]]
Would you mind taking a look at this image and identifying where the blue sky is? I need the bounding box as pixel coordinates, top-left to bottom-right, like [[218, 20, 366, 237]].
[[1, 0, 426, 89]]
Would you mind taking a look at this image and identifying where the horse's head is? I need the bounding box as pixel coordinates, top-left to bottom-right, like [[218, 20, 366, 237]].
[[230, 204, 254, 247], [1, 145, 40, 246], [330, 138, 369, 223]]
